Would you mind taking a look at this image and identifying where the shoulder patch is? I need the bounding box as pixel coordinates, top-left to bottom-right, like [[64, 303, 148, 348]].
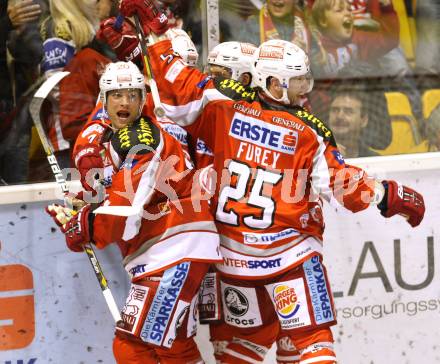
[[294, 109, 337, 146], [92, 107, 109, 121], [214, 78, 256, 102], [111, 117, 161, 158], [197, 76, 212, 89]]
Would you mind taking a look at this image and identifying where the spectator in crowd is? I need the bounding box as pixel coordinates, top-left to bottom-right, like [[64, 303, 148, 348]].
[[328, 88, 380, 157], [309, 0, 399, 79], [0, 0, 42, 184], [308, 0, 412, 140], [57, 1, 118, 170], [37, 0, 103, 173], [238, 0, 311, 52]]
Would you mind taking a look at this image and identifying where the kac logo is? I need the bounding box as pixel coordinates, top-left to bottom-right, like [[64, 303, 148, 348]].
[[224, 287, 248, 317], [273, 284, 300, 319]]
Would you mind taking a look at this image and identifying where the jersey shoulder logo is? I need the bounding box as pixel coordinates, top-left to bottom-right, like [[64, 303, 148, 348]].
[[91, 107, 109, 121], [215, 78, 256, 102], [111, 117, 161, 157], [293, 109, 336, 146]]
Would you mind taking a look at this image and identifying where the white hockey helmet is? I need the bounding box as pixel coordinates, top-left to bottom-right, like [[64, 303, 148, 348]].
[[252, 39, 313, 105], [99, 61, 146, 107], [207, 41, 257, 80], [166, 28, 199, 67]]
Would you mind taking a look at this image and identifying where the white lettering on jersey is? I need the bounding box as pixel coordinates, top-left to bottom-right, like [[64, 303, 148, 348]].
[[81, 123, 105, 138], [236, 142, 281, 169]]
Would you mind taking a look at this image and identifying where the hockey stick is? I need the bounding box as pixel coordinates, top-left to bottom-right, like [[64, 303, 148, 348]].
[[115, 14, 165, 118], [29, 72, 121, 323], [133, 15, 166, 118]]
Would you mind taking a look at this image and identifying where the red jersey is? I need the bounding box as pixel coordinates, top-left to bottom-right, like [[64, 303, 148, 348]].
[[147, 39, 377, 279], [88, 115, 222, 279]]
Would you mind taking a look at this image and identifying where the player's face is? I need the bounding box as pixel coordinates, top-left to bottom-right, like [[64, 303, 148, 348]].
[[321, 0, 353, 42], [328, 95, 367, 139], [106, 88, 142, 130], [267, 0, 295, 18], [287, 74, 313, 104]]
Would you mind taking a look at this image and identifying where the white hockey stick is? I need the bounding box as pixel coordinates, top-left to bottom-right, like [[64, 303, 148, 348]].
[[29, 72, 121, 322], [94, 205, 142, 217]]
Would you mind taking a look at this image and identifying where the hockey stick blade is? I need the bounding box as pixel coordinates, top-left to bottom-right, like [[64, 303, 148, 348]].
[[29, 72, 70, 155]]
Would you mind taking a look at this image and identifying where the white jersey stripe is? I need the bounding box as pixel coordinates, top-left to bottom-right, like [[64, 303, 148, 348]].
[[124, 230, 221, 277], [122, 137, 164, 241]]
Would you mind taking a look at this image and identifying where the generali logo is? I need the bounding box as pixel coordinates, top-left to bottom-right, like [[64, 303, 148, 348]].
[[0, 264, 35, 350]]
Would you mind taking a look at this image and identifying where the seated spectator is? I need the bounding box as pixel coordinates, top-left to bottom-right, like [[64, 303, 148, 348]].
[[328, 89, 379, 157], [0, 0, 42, 184], [238, 0, 311, 53]]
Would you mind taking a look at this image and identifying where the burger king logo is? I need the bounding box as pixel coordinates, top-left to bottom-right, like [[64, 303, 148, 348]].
[[273, 284, 300, 319]]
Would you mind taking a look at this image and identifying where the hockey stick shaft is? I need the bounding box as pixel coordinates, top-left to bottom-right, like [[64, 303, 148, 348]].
[[29, 72, 121, 322], [131, 14, 165, 118]]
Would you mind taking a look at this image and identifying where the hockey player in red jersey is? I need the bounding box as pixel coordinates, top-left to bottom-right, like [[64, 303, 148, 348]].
[[114, 2, 425, 362], [73, 24, 201, 197], [47, 60, 222, 364]]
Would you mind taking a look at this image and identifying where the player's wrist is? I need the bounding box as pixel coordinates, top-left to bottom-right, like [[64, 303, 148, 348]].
[[370, 180, 386, 206]]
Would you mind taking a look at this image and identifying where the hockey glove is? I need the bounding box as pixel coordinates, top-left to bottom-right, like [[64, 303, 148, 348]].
[[97, 17, 142, 64], [119, 0, 169, 35], [74, 143, 105, 193], [46, 204, 93, 252], [377, 180, 425, 227]]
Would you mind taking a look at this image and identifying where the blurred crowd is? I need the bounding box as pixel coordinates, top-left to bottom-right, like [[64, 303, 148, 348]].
[[0, 0, 439, 185]]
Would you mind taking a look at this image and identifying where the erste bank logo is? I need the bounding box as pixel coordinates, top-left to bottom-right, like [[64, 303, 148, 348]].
[[229, 113, 298, 155]]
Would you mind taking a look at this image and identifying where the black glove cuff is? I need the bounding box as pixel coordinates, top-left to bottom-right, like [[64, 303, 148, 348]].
[[377, 181, 389, 213], [87, 205, 96, 243]]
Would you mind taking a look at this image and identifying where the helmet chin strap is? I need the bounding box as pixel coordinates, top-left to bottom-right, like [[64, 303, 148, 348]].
[[264, 82, 290, 105]]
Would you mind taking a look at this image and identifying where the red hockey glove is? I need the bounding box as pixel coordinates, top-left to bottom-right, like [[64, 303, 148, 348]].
[[97, 17, 142, 63], [119, 0, 169, 35], [74, 143, 105, 193], [46, 204, 93, 252], [378, 180, 425, 227]]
